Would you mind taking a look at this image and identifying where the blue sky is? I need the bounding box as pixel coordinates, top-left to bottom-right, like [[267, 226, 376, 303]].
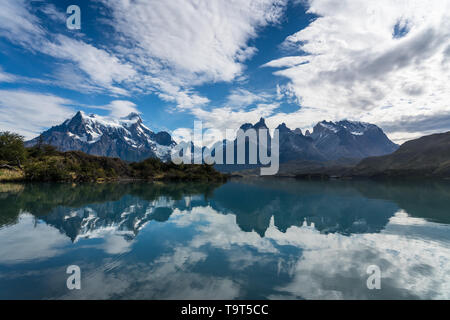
[[1, 0, 449, 143]]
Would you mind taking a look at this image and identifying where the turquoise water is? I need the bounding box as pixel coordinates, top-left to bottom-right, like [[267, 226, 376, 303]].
[[0, 179, 450, 299]]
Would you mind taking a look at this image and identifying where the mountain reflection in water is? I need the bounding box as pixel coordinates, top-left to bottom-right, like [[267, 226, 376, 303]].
[[0, 179, 450, 300]]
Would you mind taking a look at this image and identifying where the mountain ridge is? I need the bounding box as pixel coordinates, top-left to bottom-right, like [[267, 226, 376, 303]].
[[25, 112, 399, 166], [25, 111, 176, 162]]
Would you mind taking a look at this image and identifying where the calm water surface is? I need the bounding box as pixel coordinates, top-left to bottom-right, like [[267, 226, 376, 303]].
[[1, 178, 450, 299]]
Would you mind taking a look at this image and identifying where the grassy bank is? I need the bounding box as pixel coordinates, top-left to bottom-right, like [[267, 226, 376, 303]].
[[0, 168, 25, 182]]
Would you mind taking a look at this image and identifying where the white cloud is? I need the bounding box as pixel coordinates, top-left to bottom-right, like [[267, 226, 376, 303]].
[[39, 3, 66, 23], [262, 56, 309, 68], [3, 0, 448, 143], [197, 103, 278, 130], [101, 0, 288, 84], [89, 100, 139, 119], [225, 88, 272, 108], [153, 80, 210, 110], [172, 102, 279, 144], [263, 0, 450, 143], [0, 0, 44, 45], [0, 0, 136, 96], [42, 35, 137, 95], [93, 0, 289, 109], [0, 0, 289, 111], [0, 68, 17, 83], [0, 89, 74, 139]]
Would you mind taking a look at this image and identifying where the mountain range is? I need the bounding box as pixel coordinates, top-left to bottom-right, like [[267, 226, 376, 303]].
[[214, 118, 398, 172], [26, 111, 176, 162], [26, 111, 399, 166]]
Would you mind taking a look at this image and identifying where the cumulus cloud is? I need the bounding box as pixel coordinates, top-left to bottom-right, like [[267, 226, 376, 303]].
[[263, 0, 450, 143]]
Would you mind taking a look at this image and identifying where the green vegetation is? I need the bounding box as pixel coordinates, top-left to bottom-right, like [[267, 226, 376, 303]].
[[0, 169, 24, 181], [0, 132, 27, 168], [0, 131, 227, 183], [23, 150, 130, 182], [130, 157, 226, 182]]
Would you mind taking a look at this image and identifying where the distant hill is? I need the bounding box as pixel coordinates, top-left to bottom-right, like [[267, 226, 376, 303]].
[[352, 132, 450, 178]]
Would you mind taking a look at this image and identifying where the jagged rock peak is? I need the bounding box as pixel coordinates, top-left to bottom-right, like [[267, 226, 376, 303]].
[[257, 117, 266, 125], [254, 117, 268, 130], [293, 128, 303, 135], [276, 123, 292, 132]]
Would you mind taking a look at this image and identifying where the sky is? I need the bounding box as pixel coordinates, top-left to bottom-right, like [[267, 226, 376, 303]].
[[0, 0, 449, 144]]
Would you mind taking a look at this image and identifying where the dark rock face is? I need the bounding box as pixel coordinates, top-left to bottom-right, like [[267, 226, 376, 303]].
[[154, 132, 174, 146], [309, 120, 399, 160], [276, 123, 326, 163], [25, 111, 176, 162], [259, 119, 397, 163]]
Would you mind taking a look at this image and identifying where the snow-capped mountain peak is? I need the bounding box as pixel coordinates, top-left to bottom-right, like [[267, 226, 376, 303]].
[[316, 120, 376, 136], [26, 111, 177, 162], [310, 120, 398, 160]]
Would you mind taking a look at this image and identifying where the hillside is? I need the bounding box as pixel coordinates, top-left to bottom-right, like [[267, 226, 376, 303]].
[[352, 132, 450, 178]]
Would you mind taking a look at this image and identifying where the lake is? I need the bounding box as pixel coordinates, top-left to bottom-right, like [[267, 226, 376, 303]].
[[1, 178, 450, 299]]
